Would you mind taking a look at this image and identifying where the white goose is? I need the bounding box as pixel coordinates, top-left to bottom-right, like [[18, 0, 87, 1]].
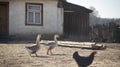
[[45, 34, 59, 55], [25, 34, 41, 56]]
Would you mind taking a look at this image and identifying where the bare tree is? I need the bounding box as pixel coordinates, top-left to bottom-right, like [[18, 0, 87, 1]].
[[89, 6, 100, 26]]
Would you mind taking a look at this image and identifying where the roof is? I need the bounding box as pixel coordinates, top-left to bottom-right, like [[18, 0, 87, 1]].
[[58, 0, 92, 13]]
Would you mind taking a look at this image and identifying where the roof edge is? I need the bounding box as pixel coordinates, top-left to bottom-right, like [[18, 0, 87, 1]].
[[58, 0, 93, 13]]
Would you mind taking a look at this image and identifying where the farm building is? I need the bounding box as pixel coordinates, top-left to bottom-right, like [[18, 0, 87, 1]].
[[0, 0, 92, 41]]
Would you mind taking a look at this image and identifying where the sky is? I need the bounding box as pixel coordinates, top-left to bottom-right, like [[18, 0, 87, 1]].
[[67, 0, 120, 18]]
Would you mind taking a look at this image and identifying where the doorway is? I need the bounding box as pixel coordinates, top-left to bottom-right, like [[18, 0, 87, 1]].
[[0, 2, 9, 36]]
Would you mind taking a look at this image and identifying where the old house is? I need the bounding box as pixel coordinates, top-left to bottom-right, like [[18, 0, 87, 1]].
[[0, 0, 92, 41]]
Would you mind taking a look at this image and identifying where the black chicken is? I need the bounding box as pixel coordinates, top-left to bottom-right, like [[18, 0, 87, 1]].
[[73, 51, 97, 67]]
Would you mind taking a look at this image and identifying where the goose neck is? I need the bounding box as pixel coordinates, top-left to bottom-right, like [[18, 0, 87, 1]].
[[54, 37, 58, 43]]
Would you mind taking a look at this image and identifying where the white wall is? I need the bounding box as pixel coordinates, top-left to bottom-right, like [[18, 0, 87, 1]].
[[9, 0, 63, 36]]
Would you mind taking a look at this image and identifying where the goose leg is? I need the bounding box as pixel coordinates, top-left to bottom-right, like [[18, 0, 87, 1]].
[[29, 53, 32, 57], [35, 53, 38, 57], [50, 49, 53, 55], [47, 49, 50, 55]]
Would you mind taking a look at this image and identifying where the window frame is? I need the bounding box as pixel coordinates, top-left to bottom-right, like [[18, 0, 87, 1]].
[[25, 3, 43, 26]]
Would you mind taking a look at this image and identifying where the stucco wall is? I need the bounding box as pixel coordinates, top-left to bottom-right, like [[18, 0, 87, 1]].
[[9, 0, 63, 36]]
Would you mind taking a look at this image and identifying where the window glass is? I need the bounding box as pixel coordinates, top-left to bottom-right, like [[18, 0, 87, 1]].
[[28, 12, 33, 23], [28, 5, 41, 10], [35, 13, 40, 24]]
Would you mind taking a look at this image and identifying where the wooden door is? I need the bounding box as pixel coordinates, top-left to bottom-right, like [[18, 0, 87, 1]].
[[0, 2, 9, 35], [64, 12, 79, 36]]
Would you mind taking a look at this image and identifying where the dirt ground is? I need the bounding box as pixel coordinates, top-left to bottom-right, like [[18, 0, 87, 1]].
[[0, 41, 120, 67]]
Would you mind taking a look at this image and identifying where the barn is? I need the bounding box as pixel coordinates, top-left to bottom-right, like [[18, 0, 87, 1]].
[[62, 1, 92, 41]]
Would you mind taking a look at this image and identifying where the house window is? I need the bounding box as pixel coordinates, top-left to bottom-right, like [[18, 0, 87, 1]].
[[26, 3, 43, 25]]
